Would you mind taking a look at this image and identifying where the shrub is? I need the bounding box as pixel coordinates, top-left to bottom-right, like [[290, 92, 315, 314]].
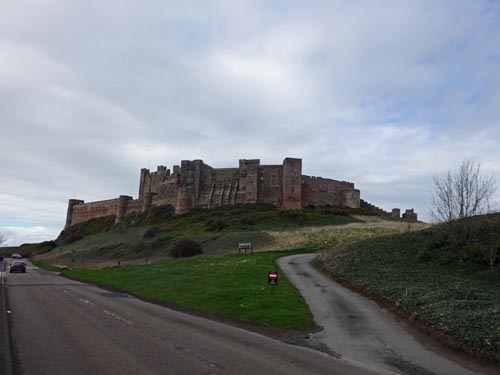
[[282, 210, 306, 225], [240, 217, 255, 226], [204, 220, 227, 231], [143, 227, 159, 239], [170, 239, 203, 258]]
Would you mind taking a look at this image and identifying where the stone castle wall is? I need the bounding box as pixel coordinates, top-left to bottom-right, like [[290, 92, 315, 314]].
[[301, 176, 359, 208], [69, 198, 120, 226], [65, 157, 372, 228]]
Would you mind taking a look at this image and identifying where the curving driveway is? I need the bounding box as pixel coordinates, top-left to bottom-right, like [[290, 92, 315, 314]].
[[278, 254, 483, 375]]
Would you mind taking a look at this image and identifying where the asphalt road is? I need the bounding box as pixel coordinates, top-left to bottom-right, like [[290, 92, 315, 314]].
[[278, 254, 483, 375], [6, 260, 385, 375], [1, 259, 13, 375]]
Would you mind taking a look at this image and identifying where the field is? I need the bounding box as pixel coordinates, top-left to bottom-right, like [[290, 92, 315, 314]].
[[313, 229, 500, 362]]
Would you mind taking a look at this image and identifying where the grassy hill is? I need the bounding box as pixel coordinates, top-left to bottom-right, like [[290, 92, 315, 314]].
[[313, 214, 500, 362], [33, 204, 385, 267]]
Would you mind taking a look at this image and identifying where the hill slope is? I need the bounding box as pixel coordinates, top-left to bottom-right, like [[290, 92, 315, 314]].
[[313, 216, 500, 363]]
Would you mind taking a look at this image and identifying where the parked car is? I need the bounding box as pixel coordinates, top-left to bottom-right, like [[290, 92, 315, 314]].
[[0, 255, 4, 261], [10, 261, 26, 273], [11, 254, 22, 259]]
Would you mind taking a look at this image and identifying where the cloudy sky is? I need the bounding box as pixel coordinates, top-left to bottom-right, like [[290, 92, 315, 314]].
[[1, 0, 500, 246]]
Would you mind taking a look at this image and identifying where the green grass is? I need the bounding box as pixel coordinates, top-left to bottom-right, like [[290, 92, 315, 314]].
[[63, 249, 314, 330], [30, 259, 68, 272], [313, 230, 500, 362], [40, 204, 362, 264]]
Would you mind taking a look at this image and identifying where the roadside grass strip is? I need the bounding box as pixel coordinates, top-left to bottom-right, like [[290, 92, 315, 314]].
[[63, 249, 314, 330]]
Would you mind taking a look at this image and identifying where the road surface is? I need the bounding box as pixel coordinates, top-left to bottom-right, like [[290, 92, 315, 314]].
[[6, 260, 385, 375], [278, 254, 484, 375]]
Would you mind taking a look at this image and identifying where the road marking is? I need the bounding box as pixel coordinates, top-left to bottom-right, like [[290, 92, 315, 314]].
[[63, 290, 77, 298], [78, 298, 95, 306], [102, 310, 133, 325]]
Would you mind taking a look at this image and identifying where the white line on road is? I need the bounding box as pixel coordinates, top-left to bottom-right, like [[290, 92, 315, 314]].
[[102, 310, 133, 325], [63, 290, 77, 297], [78, 298, 95, 306]]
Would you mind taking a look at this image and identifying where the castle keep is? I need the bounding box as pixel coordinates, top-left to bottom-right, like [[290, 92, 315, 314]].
[[65, 157, 367, 228]]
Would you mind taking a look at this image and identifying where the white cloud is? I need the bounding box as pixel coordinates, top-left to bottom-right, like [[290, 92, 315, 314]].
[[0, 226, 58, 247]]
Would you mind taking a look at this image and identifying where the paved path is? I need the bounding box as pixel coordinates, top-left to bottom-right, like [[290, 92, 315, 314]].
[[278, 254, 483, 375], [6, 260, 385, 375]]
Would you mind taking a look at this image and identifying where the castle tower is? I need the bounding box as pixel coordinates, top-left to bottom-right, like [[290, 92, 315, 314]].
[[238, 159, 260, 204], [282, 158, 302, 209], [403, 209, 418, 222], [175, 160, 196, 214], [142, 192, 155, 212], [138, 168, 150, 200], [115, 195, 132, 224], [65, 199, 84, 229], [341, 188, 360, 208]]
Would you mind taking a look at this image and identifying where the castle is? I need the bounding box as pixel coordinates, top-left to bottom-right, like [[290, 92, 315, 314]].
[[64, 157, 415, 228]]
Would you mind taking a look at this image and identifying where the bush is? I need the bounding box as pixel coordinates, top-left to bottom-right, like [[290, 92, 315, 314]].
[[170, 239, 203, 258], [204, 220, 228, 231], [282, 210, 306, 225], [143, 227, 159, 239], [240, 217, 256, 226]]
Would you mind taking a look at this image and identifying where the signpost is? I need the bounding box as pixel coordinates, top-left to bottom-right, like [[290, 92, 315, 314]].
[[268, 271, 278, 285], [268, 271, 278, 301], [238, 242, 253, 254]]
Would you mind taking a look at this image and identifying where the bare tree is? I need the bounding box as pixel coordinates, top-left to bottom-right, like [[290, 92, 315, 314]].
[[0, 235, 6, 247], [479, 198, 500, 270], [431, 158, 496, 250]]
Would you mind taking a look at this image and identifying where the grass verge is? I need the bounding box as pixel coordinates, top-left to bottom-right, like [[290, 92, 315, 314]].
[[61, 249, 314, 331], [313, 230, 500, 362]]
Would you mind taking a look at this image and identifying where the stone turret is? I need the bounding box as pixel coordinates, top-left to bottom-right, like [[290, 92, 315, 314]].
[[65, 199, 84, 229], [175, 160, 196, 214], [282, 158, 302, 209], [403, 208, 418, 222], [138, 168, 149, 200], [115, 195, 132, 224], [341, 188, 360, 208], [142, 192, 155, 212], [238, 159, 260, 204]]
